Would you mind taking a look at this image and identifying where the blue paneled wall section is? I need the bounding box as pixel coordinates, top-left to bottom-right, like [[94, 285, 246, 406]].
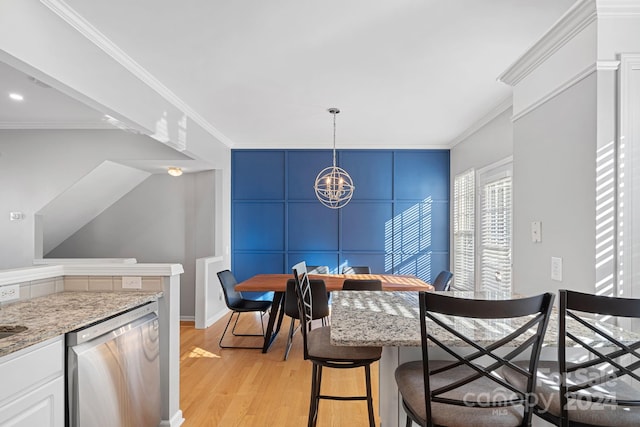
[[232, 149, 449, 298]]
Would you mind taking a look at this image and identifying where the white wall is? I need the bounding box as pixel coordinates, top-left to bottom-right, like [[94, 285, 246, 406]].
[[0, 129, 189, 268], [450, 107, 513, 177], [512, 75, 597, 296], [48, 171, 216, 318], [450, 75, 598, 298], [0, 0, 233, 319]]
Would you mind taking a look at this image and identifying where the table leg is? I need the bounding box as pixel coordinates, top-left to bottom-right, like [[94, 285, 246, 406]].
[[262, 291, 285, 353]]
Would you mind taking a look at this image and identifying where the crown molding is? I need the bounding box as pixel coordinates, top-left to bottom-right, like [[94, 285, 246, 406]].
[[448, 97, 513, 148], [41, 0, 234, 148], [512, 63, 597, 122], [498, 0, 597, 86]]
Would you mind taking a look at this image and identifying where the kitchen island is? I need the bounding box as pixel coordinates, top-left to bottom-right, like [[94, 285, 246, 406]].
[[331, 290, 561, 427]]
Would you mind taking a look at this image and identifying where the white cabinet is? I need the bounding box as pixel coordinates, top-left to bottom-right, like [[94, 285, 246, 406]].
[[0, 336, 65, 427]]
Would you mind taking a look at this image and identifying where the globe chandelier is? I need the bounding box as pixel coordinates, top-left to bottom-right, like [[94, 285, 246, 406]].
[[314, 108, 355, 209]]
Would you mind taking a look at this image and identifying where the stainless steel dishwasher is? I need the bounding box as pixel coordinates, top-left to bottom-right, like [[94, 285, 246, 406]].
[[66, 301, 160, 427]]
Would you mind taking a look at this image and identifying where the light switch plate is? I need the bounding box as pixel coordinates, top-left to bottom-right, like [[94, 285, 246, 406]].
[[551, 257, 563, 281], [531, 221, 541, 243], [122, 276, 142, 289]]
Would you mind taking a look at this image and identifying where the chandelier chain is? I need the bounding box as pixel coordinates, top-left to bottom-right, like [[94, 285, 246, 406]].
[[332, 110, 337, 167]]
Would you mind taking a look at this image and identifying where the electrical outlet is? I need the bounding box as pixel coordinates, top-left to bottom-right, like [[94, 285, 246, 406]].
[[551, 257, 563, 281], [122, 276, 142, 289], [0, 285, 20, 302]]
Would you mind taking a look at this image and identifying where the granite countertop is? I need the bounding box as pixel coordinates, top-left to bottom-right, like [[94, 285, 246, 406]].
[[331, 290, 640, 348], [331, 291, 565, 348], [0, 291, 161, 357]]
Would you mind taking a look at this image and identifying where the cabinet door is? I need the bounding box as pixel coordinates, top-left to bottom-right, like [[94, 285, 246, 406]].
[[0, 376, 64, 427]]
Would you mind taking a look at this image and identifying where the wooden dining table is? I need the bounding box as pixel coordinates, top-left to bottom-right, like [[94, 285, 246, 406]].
[[234, 273, 434, 353]]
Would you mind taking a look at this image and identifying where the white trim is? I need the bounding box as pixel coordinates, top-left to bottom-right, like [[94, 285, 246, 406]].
[[0, 263, 183, 286], [62, 263, 184, 276], [597, 0, 640, 15], [0, 122, 113, 130], [476, 155, 514, 176], [512, 64, 596, 122], [0, 265, 64, 286], [158, 410, 184, 427], [597, 60, 621, 71], [41, 0, 234, 148], [618, 53, 640, 301], [498, 0, 597, 86], [33, 258, 138, 265], [195, 255, 226, 329], [448, 97, 512, 148]]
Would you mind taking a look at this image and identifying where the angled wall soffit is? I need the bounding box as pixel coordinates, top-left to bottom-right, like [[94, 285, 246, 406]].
[[40, 0, 234, 148]]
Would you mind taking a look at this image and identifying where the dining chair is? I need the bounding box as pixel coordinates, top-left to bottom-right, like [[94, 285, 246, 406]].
[[395, 291, 554, 427], [282, 278, 330, 360], [307, 265, 330, 274], [341, 265, 371, 274], [216, 270, 273, 349], [342, 279, 382, 291], [503, 289, 640, 427], [431, 270, 453, 291], [292, 261, 382, 427]]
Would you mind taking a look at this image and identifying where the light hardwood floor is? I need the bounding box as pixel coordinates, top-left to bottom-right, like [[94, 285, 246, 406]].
[[180, 312, 379, 426]]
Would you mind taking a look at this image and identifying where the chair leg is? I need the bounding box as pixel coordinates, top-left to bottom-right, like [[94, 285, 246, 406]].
[[219, 311, 264, 349], [406, 415, 412, 427], [219, 311, 236, 347], [364, 364, 375, 427], [230, 310, 241, 335], [283, 318, 296, 360], [230, 311, 266, 337], [308, 364, 321, 427]]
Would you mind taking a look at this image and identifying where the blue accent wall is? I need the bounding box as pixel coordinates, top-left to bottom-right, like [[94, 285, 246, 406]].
[[232, 149, 449, 293]]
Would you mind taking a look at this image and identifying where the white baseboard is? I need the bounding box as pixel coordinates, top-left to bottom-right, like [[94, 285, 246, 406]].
[[159, 410, 184, 427]]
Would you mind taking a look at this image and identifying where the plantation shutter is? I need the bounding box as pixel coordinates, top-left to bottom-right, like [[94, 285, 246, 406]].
[[479, 171, 512, 293], [453, 170, 475, 291]]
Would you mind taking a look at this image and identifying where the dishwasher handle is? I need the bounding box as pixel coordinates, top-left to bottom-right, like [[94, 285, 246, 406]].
[[66, 301, 158, 346]]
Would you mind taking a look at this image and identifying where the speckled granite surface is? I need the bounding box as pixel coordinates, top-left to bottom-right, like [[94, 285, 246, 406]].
[[330, 291, 564, 347], [0, 291, 161, 357]]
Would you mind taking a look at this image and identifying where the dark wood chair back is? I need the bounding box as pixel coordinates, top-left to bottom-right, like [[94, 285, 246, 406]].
[[410, 291, 554, 427]]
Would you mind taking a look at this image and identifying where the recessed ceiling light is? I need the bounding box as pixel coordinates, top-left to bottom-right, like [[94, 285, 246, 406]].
[[168, 167, 183, 177], [9, 93, 24, 101]]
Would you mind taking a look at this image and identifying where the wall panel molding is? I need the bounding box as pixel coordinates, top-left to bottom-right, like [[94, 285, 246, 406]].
[[231, 149, 450, 285]]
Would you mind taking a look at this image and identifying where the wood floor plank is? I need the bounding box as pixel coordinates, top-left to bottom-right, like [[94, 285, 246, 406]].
[[180, 312, 379, 426]]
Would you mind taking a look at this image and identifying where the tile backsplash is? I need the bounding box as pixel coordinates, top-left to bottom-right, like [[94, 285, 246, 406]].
[[0, 275, 163, 305], [64, 276, 163, 292]]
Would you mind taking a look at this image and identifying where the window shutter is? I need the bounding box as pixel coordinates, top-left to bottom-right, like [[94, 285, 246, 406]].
[[453, 170, 475, 291], [479, 174, 512, 293]]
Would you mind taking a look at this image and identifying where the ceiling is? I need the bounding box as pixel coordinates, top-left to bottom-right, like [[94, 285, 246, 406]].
[[2, 0, 576, 149]]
